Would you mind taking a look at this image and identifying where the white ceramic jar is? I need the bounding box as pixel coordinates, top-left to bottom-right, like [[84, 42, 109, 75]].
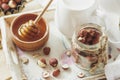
[[55, 0, 97, 39]]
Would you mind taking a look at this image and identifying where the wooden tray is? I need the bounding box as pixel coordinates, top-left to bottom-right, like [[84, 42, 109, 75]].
[[5, 7, 120, 79]]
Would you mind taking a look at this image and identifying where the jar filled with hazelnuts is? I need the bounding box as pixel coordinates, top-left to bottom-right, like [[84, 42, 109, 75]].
[[72, 23, 108, 74]]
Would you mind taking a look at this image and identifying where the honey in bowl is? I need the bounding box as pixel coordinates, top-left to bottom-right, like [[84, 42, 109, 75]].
[[18, 20, 40, 41], [16, 0, 53, 42], [11, 13, 49, 51], [13, 15, 46, 42]]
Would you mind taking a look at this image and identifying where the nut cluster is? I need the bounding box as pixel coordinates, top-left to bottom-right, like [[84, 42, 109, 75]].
[[37, 58, 58, 68], [77, 27, 101, 45], [0, 0, 25, 16]]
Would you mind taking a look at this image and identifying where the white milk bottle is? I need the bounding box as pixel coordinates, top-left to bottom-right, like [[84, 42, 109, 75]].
[[55, 0, 97, 39]]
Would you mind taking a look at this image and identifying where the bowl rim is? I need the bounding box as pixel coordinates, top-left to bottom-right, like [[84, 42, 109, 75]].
[[10, 13, 49, 43]]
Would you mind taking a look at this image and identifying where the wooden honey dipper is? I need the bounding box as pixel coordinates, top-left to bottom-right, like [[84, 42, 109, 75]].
[[18, 0, 53, 39]]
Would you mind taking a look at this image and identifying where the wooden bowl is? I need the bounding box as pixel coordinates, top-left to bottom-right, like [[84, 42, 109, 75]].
[[10, 13, 49, 51]]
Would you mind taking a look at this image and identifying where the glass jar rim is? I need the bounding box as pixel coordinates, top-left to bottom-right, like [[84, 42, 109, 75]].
[[73, 23, 106, 50]]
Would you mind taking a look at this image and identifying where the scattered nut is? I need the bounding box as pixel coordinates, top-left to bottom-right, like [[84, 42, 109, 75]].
[[26, 0, 32, 2], [37, 58, 47, 68], [108, 54, 112, 59], [42, 71, 50, 79], [0, 0, 25, 16], [5, 76, 12, 80], [62, 64, 69, 70], [66, 50, 71, 57], [52, 69, 60, 77], [32, 53, 40, 58], [8, 0, 17, 8], [43, 47, 51, 55], [0, 40, 2, 49], [114, 58, 116, 61], [86, 55, 98, 63], [77, 72, 85, 78], [15, 0, 21, 3], [49, 58, 58, 67], [1, 3, 10, 10], [2, 0, 9, 3], [21, 57, 29, 64], [0, 1, 2, 5], [22, 74, 27, 80]]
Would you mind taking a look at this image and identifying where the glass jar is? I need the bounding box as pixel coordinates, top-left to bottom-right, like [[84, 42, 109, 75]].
[[72, 23, 108, 73]]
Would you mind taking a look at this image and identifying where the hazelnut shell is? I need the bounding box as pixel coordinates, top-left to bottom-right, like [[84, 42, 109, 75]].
[[1, 3, 10, 10], [43, 47, 51, 55], [15, 0, 21, 3], [37, 58, 47, 68], [52, 69, 60, 77], [62, 64, 69, 70], [2, 0, 9, 3], [42, 71, 50, 79], [49, 58, 58, 67], [8, 0, 17, 8], [77, 72, 85, 78]]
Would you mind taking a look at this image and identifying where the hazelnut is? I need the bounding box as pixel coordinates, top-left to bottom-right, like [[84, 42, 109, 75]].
[[37, 58, 47, 68], [49, 58, 58, 67], [8, 0, 17, 8], [42, 71, 50, 79], [1, 3, 10, 10], [52, 69, 60, 77], [77, 72, 85, 78], [0, 1, 2, 5], [32, 53, 40, 58], [2, 0, 9, 3], [22, 74, 27, 80], [15, 0, 21, 3], [108, 54, 112, 59], [66, 50, 71, 57], [0, 40, 2, 49], [43, 47, 51, 55], [86, 55, 98, 63], [62, 64, 69, 70], [20, 57, 29, 64], [5, 76, 12, 80]]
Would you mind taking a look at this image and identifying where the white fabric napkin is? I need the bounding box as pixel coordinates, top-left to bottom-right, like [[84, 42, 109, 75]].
[[104, 13, 120, 41], [105, 55, 120, 80], [104, 13, 120, 80]]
